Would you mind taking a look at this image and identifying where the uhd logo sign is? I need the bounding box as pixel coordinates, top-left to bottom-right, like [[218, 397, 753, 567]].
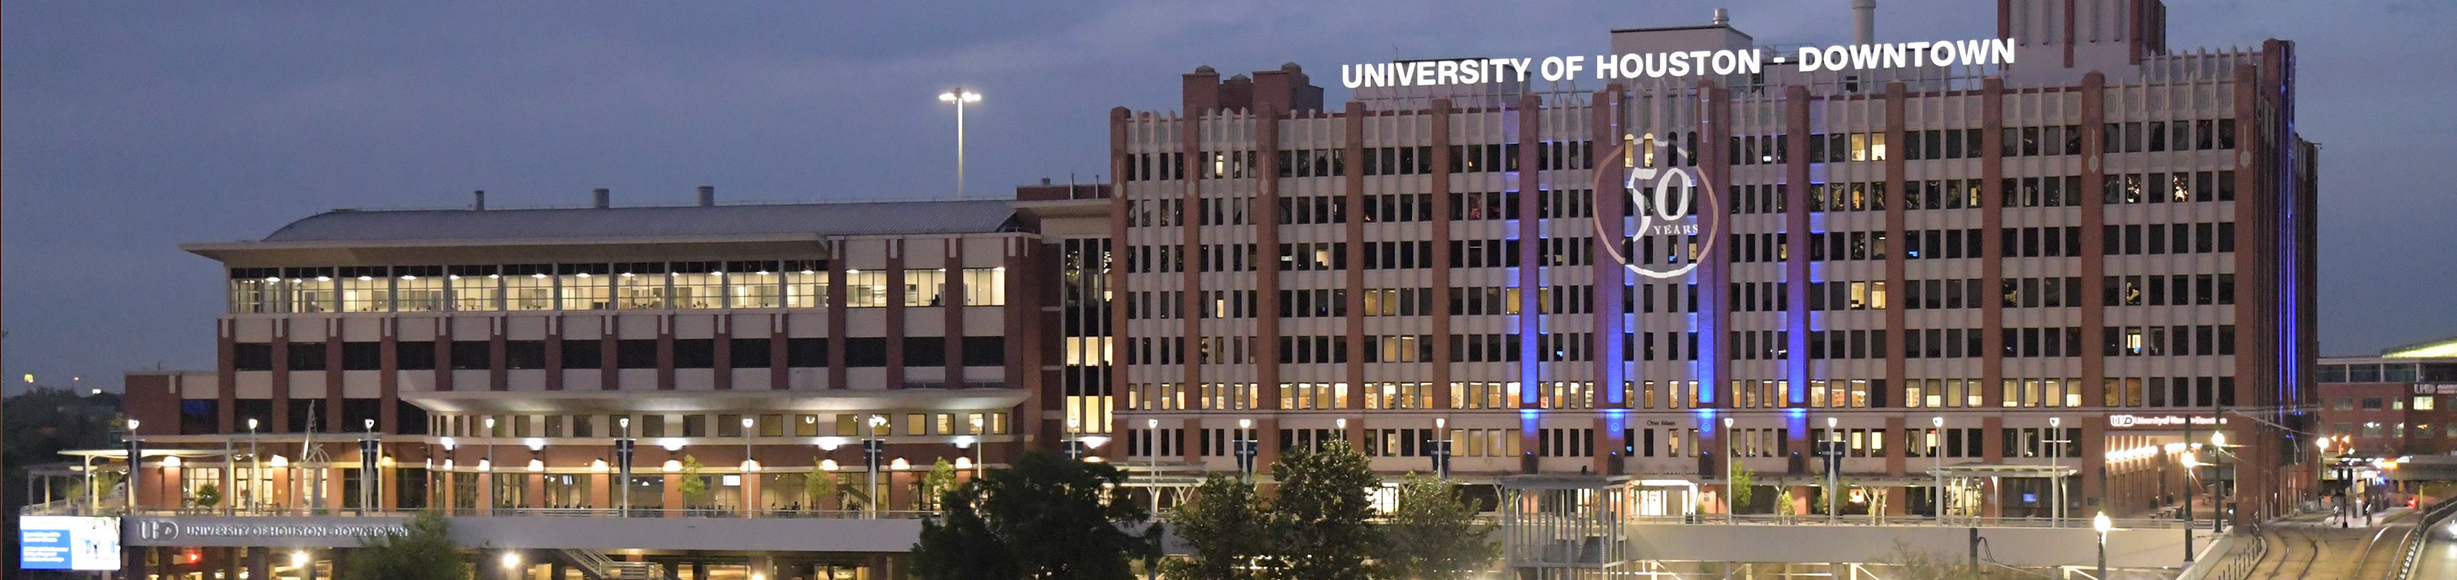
[[1594, 133, 1719, 279]]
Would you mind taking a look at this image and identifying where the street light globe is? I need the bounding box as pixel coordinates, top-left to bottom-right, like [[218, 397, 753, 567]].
[[1148, 418, 1160, 429], [955, 457, 972, 470], [2212, 432, 2226, 447], [1931, 416, 1944, 428], [1082, 435, 1111, 449], [1826, 417, 1837, 428], [1238, 418, 1253, 430], [2092, 512, 2112, 533], [247, 418, 259, 431], [500, 551, 521, 570], [290, 551, 309, 568]]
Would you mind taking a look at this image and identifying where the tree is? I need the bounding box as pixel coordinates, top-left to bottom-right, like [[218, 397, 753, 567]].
[[1268, 441, 1380, 580], [193, 482, 222, 510], [1162, 475, 1276, 580], [676, 455, 708, 511], [912, 451, 1159, 580], [1774, 489, 1796, 521], [800, 457, 837, 510], [1378, 474, 1498, 580], [341, 511, 469, 580], [919, 458, 960, 510], [1729, 462, 1755, 514]]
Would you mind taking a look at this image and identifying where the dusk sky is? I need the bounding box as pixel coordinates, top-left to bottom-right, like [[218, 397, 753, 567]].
[[4, 0, 2451, 394]]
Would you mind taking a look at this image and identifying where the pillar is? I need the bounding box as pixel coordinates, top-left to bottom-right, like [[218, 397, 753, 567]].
[[663, 472, 682, 517]]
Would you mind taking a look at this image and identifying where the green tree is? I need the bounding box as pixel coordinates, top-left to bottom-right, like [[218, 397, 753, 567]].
[[1775, 489, 1796, 521], [919, 458, 960, 510], [912, 451, 1159, 580], [800, 458, 837, 510], [1377, 474, 1498, 580], [676, 455, 708, 510], [192, 482, 222, 509], [1729, 463, 1755, 514], [1162, 475, 1276, 580], [341, 511, 469, 580], [1268, 441, 1380, 580]]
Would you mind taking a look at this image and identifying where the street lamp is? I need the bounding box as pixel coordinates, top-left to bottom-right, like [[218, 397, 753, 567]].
[[1234, 419, 1258, 481], [937, 89, 983, 199], [1723, 416, 1735, 522], [1931, 416, 1944, 523], [1825, 416, 1839, 524], [616, 418, 635, 516], [2094, 511, 2113, 579], [2182, 448, 2200, 561], [1432, 417, 1452, 480], [2050, 416, 2063, 523], [1146, 418, 1161, 516], [501, 551, 522, 573], [864, 414, 888, 516], [971, 415, 987, 480], [2210, 431, 2227, 534], [247, 418, 261, 514]]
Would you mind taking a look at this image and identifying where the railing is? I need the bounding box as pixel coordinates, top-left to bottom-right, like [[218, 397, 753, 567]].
[[2391, 496, 2457, 580], [1623, 513, 2204, 530], [2184, 528, 2268, 580], [97, 507, 942, 520]]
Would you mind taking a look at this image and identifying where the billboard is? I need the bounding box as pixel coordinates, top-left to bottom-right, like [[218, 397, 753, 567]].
[[19, 516, 122, 571]]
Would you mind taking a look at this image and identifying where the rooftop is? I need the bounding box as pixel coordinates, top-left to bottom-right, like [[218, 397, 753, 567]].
[[184, 199, 1022, 256]]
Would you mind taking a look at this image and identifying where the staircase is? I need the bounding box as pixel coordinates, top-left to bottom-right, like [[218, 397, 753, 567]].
[[557, 548, 672, 580]]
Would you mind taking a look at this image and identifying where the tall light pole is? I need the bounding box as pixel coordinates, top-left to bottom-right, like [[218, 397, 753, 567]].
[[1432, 418, 1452, 480], [971, 415, 987, 481], [248, 418, 261, 514], [1825, 416, 1839, 524], [937, 89, 983, 199], [2049, 417, 2063, 523], [485, 417, 497, 513], [1234, 419, 1258, 481], [2211, 431, 2227, 534], [1147, 418, 1161, 516], [2094, 511, 2112, 579], [2182, 447, 2199, 562], [1723, 416, 1735, 522], [616, 418, 634, 516], [865, 414, 887, 517], [1931, 416, 1944, 523]]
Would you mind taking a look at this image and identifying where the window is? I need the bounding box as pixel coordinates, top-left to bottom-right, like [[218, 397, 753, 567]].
[[787, 338, 827, 367], [673, 339, 715, 369], [450, 341, 490, 371], [784, 262, 830, 308], [844, 338, 888, 367], [557, 264, 611, 310], [614, 263, 668, 309], [728, 266, 783, 309], [561, 339, 602, 369], [2416, 396, 2437, 411], [338, 268, 391, 312], [905, 337, 947, 367], [617, 340, 658, 369], [396, 341, 437, 371], [504, 265, 554, 311], [731, 338, 771, 368], [845, 270, 889, 307], [904, 269, 948, 306], [669, 262, 723, 309], [963, 337, 1005, 367], [449, 266, 502, 311], [234, 343, 275, 371], [504, 341, 546, 370], [961, 268, 1006, 305]]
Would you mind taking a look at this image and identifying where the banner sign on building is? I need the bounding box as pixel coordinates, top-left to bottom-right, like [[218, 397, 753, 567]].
[[19, 516, 120, 571]]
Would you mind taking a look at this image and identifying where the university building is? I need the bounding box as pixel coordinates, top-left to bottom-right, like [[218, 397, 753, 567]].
[[83, 0, 2320, 578], [1100, 0, 2313, 527]]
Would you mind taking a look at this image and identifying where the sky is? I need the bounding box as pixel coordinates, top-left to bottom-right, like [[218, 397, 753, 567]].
[[4, 0, 2453, 394]]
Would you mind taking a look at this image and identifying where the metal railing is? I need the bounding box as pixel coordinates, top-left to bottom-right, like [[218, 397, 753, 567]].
[[91, 506, 941, 520], [2392, 496, 2457, 580], [1625, 513, 2203, 530]]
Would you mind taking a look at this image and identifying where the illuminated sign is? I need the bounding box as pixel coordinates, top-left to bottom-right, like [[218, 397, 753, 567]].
[[2411, 384, 2457, 395], [128, 518, 405, 543], [19, 516, 120, 571], [2107, 415, 2227, 429], [1593, 134, 1719, 279], [1340, 39, 2018, 89]]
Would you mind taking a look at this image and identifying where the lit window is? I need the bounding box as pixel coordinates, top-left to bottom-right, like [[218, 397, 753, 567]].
[[904, 269, 947, 306], [844, 270, 889, 308], [2416, 396, 2437, 411], [961, 268, 1006, 306]]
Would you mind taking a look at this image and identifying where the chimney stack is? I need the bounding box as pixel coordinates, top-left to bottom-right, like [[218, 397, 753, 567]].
[[593, 188, 611, 209], [697, 186, 716, 207], [1852, 0, 1875, 44], [1712, 8, 1729, 26], [473, 190, 486, 211]]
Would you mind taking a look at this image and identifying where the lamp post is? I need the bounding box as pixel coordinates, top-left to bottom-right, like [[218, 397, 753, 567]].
[[1931, 416, 1944, 524], [972, 415, 987, 480], [616, 418, 634, 516], [1234, 419, 1258, 481], [1825, 416, 1839, 524], [864, 414, 887, 516], [248, 418, 261, 514], [124, 419, 142, 514], [2210, 431, 2227, 534], [937, 89, 983, 199], [1147, 418, 1161, 516], [1723, 416, 1735, 522], [485, 417, 497, 513], [1432, 418, 1452, 480], [2182, 447, 2199, 562], [2049, 416, 2062, 523], [359, 418, 379, 516], [2094, 511, 2112, 580]]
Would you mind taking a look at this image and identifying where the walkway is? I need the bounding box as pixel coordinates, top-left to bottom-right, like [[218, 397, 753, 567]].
[[2234, 509, 2416, 580]]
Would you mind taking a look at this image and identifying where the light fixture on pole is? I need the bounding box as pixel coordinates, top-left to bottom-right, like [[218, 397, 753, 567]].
[[247, 418, 261, 514], [2210, 431, 2227, 534], [1432, 417, 1452, 480], [1931, 416, 1944, 523], [1147, 418, 1161, 516], [1825, 416, 1839, 524], [616, 417, 635, 516], [2094, 511, 2112, 579], [865, 414, 888, 516], [1723, 416, 1735, 522], [1234, 419, 1258, 481], [971, 415, 987, 480], [2050, 416, 2063, 522], [485, 417, 497, 514], [937, 89, 983, 199]]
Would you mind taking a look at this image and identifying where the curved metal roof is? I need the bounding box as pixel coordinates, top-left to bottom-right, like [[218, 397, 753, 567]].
[[256, 199, 1019, 244]]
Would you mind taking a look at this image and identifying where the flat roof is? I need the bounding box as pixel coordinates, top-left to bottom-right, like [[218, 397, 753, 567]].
[[186, 199, 1021, 255]]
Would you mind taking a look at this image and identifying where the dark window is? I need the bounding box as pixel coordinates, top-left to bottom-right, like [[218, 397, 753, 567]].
[[844, 338, 888, 367], [234, 399, 274, 431], [561, 339, 602, 369], [343, 399, 382, 432], [617, 340, 659, 369], [395, 404, 430, 435], [730, 338, 772, 368], [450, 341, 490, 371], [962, 337, 1006, 367], [234, 343, 275, 371], [288, 343, 327, 371], [786, 338, 828, 367], [287, 399, 319, 433], [673, 339, 715, 369], [904, 337, 947, 367], [504, 341, 547, 370], [395, 342, 437, 371], [180, 399, 218, 435], [341, 342, 382, 371]]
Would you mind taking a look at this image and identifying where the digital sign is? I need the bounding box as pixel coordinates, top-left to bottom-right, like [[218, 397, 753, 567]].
[[19, 516, 121, 571]]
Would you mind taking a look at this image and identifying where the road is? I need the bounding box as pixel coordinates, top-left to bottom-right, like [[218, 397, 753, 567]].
[[2232, 509, 2416, 580]]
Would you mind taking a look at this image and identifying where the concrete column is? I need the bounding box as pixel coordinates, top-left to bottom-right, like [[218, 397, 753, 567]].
[[663, 472, 682, 517]]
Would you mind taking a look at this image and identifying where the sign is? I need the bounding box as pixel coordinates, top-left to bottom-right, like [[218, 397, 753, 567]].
[[126, 518, 405, 543], [1593, 134, 1721, 279], [2107, 415, 2227, 429], [19, 516, 120, 571], [2411, 384, 2457, 395], [1339, 39, 2019, 89]]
